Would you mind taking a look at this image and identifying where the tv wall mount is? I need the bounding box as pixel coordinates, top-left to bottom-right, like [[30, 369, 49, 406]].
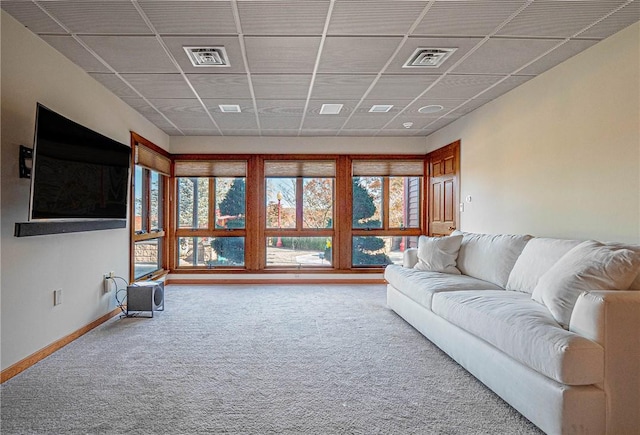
[[19, 145, 32, 179]]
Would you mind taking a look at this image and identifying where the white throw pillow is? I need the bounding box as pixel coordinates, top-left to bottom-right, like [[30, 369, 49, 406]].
[[531, 240, 640, 327], [414, 235, 463, 274]]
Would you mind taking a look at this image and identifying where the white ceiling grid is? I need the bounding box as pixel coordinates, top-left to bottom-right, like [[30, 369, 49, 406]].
[[2, 0, 638, 137]]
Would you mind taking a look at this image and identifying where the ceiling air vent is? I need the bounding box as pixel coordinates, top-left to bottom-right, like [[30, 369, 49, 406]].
[[219, 104, 241, 113], [184, 47, 229, 67], [319, 104, 343, 115], [369, 104, 394, 113], [404, 48, 457, 68]]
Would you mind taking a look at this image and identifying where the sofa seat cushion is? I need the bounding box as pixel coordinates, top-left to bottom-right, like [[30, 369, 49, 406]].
[[431, 290, 604, 385], [384, 264, 502, 310]]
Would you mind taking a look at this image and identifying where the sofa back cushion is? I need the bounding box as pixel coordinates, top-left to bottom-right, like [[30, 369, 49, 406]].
[[451, 231, 532, 288], [506, 238, 582, 293]]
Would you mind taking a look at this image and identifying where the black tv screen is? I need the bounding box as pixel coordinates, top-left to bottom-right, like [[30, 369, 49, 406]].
[[30, 104, 131, 220]]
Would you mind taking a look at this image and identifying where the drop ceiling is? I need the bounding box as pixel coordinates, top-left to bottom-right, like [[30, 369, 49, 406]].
[[3, 0, 638, 137]]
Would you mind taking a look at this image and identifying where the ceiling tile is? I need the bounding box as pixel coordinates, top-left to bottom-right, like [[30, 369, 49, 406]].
[[328, 0, 428, 35], [497, 1, 624, 38], [318, 37, 403, 73], [188, 74, 252, 99], [180, 129, 223, 136], [252, 75, 313, 99], [121, 73, 195, 99], [40, 36, 111, 73], [161, 36, 246, 74], [421, 74, 505, 100], [342, 113, 398, 130], [413, 1, 526, 36], [338, 129, 382, 136], [245, 37, 322, 73], [474, 75, 535, 100], [385, 37, 483, 74], [260, 129, 302, 136], [446, 99, 493, 117], [300, 129, 339, 137], [148, 98, 217, 130], [212, 113, 259, 131], [89, 73, 138, 97], [259, 116, 304, 130], [386, 115, 438, 130], [219, 129, 262, 136], [1, 1, 67, 34], [452, 38, 563, 74], [39, 1, 153, 34], [302, 115, 351, 130], [79, 36, 179, 73], [237, 0, 330, 35], [256, 100, 307, 115], [518, 39, 599, 75], [161, 127, 184, 136], [121, 97, 184, 130], [376, 129, 423, 137], [367, 75, 440, 99], [310, 75, 378, 100], [578, 1, 640, 39], [138, 1, 237, 35]]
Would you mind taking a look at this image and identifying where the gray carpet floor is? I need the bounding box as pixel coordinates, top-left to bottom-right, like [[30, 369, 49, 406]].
[[1, 284, 542, 434]]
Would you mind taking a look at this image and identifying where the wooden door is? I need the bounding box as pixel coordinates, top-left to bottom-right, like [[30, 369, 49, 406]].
[[427, 141, 460, 236]]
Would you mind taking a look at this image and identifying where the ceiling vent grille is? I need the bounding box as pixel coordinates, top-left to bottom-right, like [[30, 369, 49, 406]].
[[184, 47, 229, 67], [404, 48, 457, 68], [369, 105, 394, 113], [319, 104, 343, 115], [219, 104, 241, 113]]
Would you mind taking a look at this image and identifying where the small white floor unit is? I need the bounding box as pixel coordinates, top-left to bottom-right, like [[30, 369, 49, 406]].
[[126, 281, 164, 317]]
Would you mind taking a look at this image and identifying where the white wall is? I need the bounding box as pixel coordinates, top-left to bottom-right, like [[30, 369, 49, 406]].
[[426, 22, 640, 244], [170, 135, 427, 154], [1, 11, 169, 370]]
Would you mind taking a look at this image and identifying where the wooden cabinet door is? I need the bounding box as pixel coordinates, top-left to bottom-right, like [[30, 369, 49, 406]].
[[427, 141, 459, 236]]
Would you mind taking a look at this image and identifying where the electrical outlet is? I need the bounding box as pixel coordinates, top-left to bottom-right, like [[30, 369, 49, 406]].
[[103, 273, 113, 293], [53, 289, 62, 306]]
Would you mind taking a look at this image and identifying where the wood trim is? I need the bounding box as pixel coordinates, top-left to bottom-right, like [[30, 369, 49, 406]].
[[166, 278, 386, 285], [1, 308, 121, 384], [169, 268, 383, 274]]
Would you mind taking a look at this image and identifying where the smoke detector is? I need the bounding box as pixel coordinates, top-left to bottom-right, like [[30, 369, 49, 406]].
[[403, 122, 413, 129], [369, 105, 394, 113], [404, 48, 457, 68], [184, 47, 229, 67]]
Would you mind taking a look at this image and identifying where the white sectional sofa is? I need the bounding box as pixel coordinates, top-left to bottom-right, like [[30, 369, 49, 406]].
[[384, 231, 640, 435]]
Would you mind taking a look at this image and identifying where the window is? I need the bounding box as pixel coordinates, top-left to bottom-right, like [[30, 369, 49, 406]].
[[264, 160, 335, 268], [130, 133, 170, 281], [174, 160, 247, 268], [351, 160, 423, 267]]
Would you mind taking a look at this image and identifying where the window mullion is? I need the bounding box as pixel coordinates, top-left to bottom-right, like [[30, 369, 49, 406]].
[[296, 177, 303, 232], [209, 178, 215, 231], [383, 176, 390, 230]]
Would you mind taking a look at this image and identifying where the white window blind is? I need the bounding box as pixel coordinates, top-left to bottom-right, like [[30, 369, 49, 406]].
[[174, 160, 247, 177], [136, 145, 171, 176], [352, 160, 424, 176], [264, 160, 336, 177]]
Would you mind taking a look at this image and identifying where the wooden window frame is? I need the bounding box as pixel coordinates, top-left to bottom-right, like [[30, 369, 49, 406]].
[[168, 153, 427, 274], [130, 133, 170, 282]]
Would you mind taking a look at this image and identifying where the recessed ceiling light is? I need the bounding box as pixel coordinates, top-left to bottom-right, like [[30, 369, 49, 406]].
[[418, 105, 444, 114], [184, 47, 229, 67], [369, 105, 394, 113], [403, 122, 413, 129], [320, 104, 343, 115], [404, 48, 457, 68], [219, 104, 241, 113]]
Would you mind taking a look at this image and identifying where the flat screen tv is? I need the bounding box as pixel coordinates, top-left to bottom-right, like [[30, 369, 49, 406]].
[[29, 104, 131, 221]]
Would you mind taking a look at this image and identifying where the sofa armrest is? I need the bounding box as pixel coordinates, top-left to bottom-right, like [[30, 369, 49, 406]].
[[570, 290, 640, 433], [403, 248, 418, 268]]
